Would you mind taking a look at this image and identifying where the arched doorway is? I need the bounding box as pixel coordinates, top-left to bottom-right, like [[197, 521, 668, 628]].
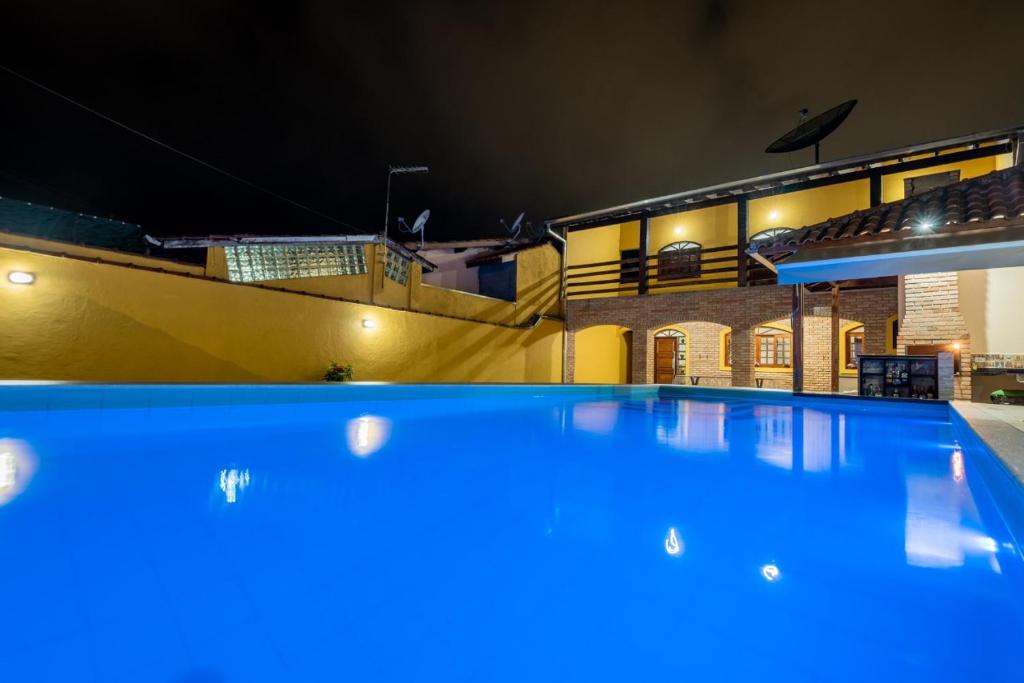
[[654, 328, 687, 384]]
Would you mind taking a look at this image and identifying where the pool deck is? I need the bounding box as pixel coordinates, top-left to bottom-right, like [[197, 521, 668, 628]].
[[953, 401, 1024, 486]]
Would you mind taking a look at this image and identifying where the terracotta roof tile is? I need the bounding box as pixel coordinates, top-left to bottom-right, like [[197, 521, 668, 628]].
[[752, 165, 1024, 251]]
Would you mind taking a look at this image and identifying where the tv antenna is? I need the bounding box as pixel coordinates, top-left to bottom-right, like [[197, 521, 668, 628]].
[[397, 209, 431, 249], [500, 212, 533, 241], [765, 99, 857, 165]]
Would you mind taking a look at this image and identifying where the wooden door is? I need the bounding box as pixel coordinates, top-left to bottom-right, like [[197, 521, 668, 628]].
[[655, 337, 677, 384]]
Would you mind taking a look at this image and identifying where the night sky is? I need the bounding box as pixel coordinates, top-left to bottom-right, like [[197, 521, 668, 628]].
[[3, 1, 1024, 241]]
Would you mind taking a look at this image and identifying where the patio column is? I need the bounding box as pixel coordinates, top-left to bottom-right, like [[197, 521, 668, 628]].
[[631, 329, 653, 384], [730, 326, 755, 388], [792, 285, 804, 393], [564, 328, 576, 383], [831, 285, 840, 393], [638, 216, 650, 295]]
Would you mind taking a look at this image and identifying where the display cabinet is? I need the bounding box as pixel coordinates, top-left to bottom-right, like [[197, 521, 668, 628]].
[[858, 355, 939, 399]]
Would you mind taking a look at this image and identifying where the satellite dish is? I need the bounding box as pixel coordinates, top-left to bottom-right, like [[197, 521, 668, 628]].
[[500, 212, 526, 241], [397, 209, 430, 248], [765, 99, 857, 164]]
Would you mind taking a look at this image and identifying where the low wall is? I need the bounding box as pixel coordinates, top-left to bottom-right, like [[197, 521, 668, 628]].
[[0, 245, 563, 383]]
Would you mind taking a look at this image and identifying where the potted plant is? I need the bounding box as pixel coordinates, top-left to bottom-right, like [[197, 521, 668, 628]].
[[323, 362, 354, 382]]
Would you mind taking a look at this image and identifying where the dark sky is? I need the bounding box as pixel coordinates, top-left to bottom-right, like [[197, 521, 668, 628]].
[[3, 0, 1024, 241]]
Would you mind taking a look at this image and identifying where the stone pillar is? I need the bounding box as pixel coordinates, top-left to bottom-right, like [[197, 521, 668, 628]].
[[802, 296, 833, 393], [631, 329, 653, 384], [898, 272, 971, 399], [564, 328, 576, 383], [730, 326, 755, 388]]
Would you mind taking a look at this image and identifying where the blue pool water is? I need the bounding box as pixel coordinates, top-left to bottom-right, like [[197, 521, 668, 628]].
[[0, 385, 1022, 682]]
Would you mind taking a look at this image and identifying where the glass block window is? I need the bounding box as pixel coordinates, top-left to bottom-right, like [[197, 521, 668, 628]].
[[224, 244, 366, 283], [384, 248, 410, 286]]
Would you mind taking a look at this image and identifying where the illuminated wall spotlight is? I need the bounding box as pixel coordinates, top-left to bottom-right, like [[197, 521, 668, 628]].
[[7, 271, 35, 285], [361, 319, 376, 329], [673, 225, 685, 236], [767, 210, 779, 222]]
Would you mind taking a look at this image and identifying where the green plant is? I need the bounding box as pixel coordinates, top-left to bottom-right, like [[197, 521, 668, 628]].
[[323, 361, 354, 382]]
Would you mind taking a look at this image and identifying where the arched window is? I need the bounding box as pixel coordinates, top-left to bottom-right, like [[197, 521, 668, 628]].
[[845, 325, 865, 369], [755, 326, 792, 368], [658, 241, 702, 281], [655, 329, 687, 374], [749, 228, 795, 245]]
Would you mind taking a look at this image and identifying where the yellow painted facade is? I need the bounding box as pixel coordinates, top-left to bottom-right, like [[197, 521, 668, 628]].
[[567, 146, 1011, 300], [0, 236, 564, 383], [572, 325, 630, 384]]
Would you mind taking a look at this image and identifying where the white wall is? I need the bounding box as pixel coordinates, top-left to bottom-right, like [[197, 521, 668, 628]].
[[958, 266, 1024, 354], [419, 249, 485, 293]]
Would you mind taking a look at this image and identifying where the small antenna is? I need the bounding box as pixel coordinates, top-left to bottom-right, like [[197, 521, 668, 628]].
[[398, 209, 431, 249]]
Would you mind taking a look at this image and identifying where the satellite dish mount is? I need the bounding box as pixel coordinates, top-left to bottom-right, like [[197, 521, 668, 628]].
[[765, 99, 857, 165], [398, 209, 431, 249]]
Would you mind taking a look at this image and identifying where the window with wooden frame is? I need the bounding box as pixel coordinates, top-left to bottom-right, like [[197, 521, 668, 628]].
[[657, 241, 702, 281], [845, 326, 865, 369], [755, 326, 791, 368]]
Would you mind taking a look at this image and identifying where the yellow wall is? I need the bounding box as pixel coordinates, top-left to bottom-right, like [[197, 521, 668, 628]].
[[566, 223, 632, 299], [0, 245, 563, 383], [410, 244, 561, 325], [648, 203, 739, 293], [573, 325, 630, 383], [882, 156, 1002, 203], [749, 180, 871, 237]]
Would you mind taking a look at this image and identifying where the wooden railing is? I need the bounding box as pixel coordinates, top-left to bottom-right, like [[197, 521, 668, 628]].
[[565, 245, 778, 299]]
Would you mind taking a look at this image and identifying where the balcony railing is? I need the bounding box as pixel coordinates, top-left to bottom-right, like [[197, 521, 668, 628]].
[[565, 245, 778, 299]]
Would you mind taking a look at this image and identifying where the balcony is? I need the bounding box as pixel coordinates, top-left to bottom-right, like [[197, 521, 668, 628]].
[[565, 244, 777, 299]]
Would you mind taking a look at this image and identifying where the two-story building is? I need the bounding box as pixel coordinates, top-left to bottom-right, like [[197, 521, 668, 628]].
[[550, 126, 1024, 401]]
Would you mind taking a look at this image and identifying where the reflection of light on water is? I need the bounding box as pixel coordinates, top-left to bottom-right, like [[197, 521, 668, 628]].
[[664, 527, 684, 556], [346, 415, 392, 457], [951, 448, 965, 483], [761, 564, 780, 582], [219, 468, 250, 504], [571, 402, 619, 435], [754, 406, 793, 470], [0, 440, 37, 507], [0, 452, 15, 491], [657, 402, 727, 453]]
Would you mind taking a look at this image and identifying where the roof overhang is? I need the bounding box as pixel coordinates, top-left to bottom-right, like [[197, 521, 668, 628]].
[[144, 233, 437, 271], [546, 127, 1022, 231], [772, 217, 1024, 284]]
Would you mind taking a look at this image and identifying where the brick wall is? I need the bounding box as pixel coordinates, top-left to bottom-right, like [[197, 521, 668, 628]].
[[897, 272, 971, 399], [567, 285, 898, 389]]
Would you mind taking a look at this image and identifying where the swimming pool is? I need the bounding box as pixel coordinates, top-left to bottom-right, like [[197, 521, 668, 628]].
[[1, 384, 1021, 682]]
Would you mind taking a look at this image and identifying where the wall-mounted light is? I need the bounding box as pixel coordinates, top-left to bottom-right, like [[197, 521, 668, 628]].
[[7, 271, 35, 285], [361, 319, 376, 329], [768, 210, 779, 222], [673, 225, 684, 236], [916, 221, 934, 232]]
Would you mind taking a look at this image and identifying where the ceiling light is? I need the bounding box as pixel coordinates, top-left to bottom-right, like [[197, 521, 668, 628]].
[[7, 271, 35, 285]]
